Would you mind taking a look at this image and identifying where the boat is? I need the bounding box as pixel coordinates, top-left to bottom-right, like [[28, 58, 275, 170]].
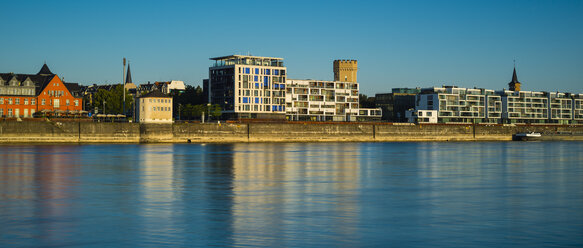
[[512, 132, 542, 141]]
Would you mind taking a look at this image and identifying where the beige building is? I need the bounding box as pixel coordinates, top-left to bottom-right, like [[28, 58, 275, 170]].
[[135, 90, 173, 123], [333, 60, 358, 82]]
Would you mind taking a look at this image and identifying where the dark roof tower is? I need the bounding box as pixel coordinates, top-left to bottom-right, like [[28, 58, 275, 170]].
[[37, 63, 54, 75], [125, 63, 133, 84], [508, 67, 521, 91]]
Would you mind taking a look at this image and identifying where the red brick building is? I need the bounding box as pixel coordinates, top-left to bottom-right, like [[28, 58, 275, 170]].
[[0, 64, 83, 118]]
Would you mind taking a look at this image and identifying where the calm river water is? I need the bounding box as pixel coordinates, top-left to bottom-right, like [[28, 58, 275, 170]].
[[1, 142, 582, 247]]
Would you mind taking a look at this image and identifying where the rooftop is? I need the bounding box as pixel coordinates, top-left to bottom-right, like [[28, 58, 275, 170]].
[[210, 55, 285, 68], [210, 55, 283, 61]]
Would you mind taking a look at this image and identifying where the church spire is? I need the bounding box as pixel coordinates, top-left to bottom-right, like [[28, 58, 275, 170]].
[[125, 63, 133, 84], [508, 66, 521, 91]]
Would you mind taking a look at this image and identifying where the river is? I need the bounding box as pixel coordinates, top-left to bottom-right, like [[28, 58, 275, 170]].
[[1, 142, 582, 247]]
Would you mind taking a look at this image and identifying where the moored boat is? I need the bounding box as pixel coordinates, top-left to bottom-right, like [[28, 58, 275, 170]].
[[512, 132, 542, 141]]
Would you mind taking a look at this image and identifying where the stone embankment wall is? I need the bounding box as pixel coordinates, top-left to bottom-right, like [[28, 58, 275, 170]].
[[1, 121, 583, 143]]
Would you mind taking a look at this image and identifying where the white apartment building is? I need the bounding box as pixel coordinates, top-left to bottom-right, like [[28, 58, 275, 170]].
[[209, 55, 286, 119], [548, 92, 573, 124], [499, 90, 548, 123], [574, 94, 583, 124], [410, 86, 583, 124], [410, 86, 501, 123], [285, 79, 381, 121]]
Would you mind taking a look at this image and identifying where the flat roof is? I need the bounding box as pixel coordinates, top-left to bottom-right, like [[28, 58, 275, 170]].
[[210, 55, 284, 61]]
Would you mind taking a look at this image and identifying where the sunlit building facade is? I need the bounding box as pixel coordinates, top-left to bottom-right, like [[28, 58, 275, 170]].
[[208, 55, 287, 119]]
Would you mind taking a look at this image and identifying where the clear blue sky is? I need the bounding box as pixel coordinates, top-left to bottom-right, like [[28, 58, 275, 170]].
[[2, 0, 582, 95]]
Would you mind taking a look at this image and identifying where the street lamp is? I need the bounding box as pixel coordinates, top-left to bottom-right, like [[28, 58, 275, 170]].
[[207, 103, 211, 122]]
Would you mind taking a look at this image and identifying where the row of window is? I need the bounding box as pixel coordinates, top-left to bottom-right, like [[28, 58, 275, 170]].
[[0, 108, 36, 117], [0, 98, 36, 105], [147, 98, 171, 103], [238, 105, 285, 112], [239, 67, 286, 76], [152, 106, 171, 111], [0, 97, 79, 107]]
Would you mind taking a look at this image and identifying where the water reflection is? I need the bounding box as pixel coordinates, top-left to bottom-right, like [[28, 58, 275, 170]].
[[229, 143, 361, 247], [0, 142, 582, 247]]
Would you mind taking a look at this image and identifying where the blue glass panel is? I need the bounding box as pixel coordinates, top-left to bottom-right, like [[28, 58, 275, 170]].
[[255, 68, 259, 74], [274, 69, 279, 75], [264, 76, 269, 84], [255, 98, 259, 103], [245, 68, 250, 74], [272, 106, 277, 111], [282, 106, 285, 111], [242, 97, 248, 103], [254, 76, 258, 82], [274, 84, 279, 89], [278, 106, 282, 111], [255, 83, 259, 88], [265, 69, 270, 75], [280, 84, 285, 89]]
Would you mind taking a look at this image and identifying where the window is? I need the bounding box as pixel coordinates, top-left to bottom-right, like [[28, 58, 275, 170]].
[[8, 109, 13, 117], [274, 70, 279, 75], [0, 109, 3, 116], [66, 99, 70, 106], [254, 76, 258, 82], [15, 98, 19, 105], [42, 99, 46, 105], [255, 68, 259, 74], [24, 99, 28, 105], [0, 98, 3, 104], [54, 99, 60, 108], [8, 98, 12, 105], [31, 99, 36, 105], [75, 100, 79, 106]]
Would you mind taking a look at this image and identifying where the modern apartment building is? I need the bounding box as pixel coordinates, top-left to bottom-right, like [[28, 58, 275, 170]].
[[574, 94, 583, 124], [499, 90, 548, 123], [409, 86, 502, 123], [208, 55, 287, 119], [285, 79, 361, 121], [285, 60, 381, 122]]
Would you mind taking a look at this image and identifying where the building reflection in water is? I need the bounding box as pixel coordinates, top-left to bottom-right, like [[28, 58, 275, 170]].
[[228, 143, 361, 247], [0, 145, 81, 247]]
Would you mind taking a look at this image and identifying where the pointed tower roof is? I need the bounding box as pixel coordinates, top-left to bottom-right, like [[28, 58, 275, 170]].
[[510, 67, 519, 84], [125, 63, 133, 84], [37, 63, 54, 75]]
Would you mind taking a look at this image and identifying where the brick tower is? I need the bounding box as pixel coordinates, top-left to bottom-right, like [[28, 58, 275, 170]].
[[333, 60, 358, 82]]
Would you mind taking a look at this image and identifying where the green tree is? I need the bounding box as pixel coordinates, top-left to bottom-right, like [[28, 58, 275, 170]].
[[92, 84, 134, 115]]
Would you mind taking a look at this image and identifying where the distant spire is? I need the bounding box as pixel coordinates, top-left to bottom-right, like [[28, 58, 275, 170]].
[[125, 63, 133, 84], [511, 67, 519, 83], [508, 66, 521, 91], [37, 63, 54, 75]]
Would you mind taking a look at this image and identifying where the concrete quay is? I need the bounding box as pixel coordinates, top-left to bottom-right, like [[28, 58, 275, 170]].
[[1, 121, 582, 143]]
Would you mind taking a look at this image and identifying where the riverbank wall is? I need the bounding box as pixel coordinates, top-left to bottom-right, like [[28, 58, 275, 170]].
[[1, 121, 582, 143]]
